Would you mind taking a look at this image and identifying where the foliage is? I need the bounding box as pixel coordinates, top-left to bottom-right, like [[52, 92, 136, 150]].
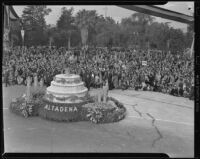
[[56, 7, 77, 49], [86, 106, 103, 123], [19, 6, 193, 54], [10, 20, 22, 46], [169, 28, 187, 53], [75, 9, 99, 46], [95, 16, 119, 47], [10, 97, 38, 117], [22, 5, 51, 46], [32, 89, 46, 101], [83, 98, 126, 124], [120, 13, 155, 48]]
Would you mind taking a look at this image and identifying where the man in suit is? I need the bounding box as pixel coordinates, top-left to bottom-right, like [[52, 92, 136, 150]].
[[189, 81, 194, 100], [85, 70, 92, 91]]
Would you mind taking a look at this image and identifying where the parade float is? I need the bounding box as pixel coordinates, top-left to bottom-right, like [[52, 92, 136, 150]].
[[10, 68, 126, 124]]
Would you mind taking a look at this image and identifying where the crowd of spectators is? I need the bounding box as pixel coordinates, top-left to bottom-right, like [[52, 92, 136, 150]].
[[2, 46, 194, 100]]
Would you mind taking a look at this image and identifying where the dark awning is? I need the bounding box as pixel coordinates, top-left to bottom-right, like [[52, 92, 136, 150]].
[[9, 5, 19, 20]]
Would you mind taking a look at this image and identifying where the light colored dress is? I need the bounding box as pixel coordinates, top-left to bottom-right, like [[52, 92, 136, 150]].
[[112, 74, 118, 88]]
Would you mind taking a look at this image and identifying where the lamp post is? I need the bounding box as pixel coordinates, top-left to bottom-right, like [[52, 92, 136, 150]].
[[21, 28, 25, 54], [20, 19, 25, 49], [190, 32, 194, 58], [187, 6, 194, 58], [133, 32, 138, 49], [21, 28, 25, 47], [167, 39, 170, 55]]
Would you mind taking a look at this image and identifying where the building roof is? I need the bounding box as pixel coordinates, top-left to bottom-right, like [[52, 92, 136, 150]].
[[118, 5, 194, 24], [8, 5, 19, 20]]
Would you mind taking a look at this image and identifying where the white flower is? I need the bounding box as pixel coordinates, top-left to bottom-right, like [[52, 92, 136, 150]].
[[86, 114, 91, 117]]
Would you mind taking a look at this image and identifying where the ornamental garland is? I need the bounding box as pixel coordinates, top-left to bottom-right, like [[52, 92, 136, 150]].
[[54, 78, 81, 84], [45, 93, 89, 102]]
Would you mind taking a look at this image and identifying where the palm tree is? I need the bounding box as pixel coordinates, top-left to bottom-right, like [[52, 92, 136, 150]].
[[75, 9, 98, 47], [57, 7, 76, 50], [66, 23, 77, 50], [46, 25, 57, 47], [131, 13, 155, 49]]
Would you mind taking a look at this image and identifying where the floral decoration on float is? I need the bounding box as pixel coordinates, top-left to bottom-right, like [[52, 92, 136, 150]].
[[82, 97, 126, 124]]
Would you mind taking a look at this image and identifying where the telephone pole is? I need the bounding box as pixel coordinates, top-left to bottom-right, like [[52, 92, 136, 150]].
[[103, 6, 108, 17]]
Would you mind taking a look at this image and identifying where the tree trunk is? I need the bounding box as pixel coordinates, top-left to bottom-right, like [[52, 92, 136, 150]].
[[147, 41, 150, 57], [68, 34, 71, 50], [81, 27, 88, 46], [49, 37, 52, 47]]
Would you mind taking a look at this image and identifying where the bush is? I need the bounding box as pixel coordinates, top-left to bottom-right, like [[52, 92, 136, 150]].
[[82, 97, 126, 124], [10, 97, 39, 118]]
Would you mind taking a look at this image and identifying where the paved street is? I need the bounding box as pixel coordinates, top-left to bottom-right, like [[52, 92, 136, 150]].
[[3, 85, 194, 157]]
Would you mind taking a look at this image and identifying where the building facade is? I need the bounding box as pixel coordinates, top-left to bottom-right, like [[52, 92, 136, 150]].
[[3, 5, 21, 51]]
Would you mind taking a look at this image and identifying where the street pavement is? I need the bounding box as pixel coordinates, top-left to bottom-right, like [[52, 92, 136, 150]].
[[3, 85, 194, 157]]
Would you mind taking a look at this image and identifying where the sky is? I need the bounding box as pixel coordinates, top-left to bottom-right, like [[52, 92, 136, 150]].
[[13, 2, 194, 32]]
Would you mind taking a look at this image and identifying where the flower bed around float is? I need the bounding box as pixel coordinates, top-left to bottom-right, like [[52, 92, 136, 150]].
[[9, 87, 46, 118], [10, 90, 126, 124], [82, 97, 126, 123]]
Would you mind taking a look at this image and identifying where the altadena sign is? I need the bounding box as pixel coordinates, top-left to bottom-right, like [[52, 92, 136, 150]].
[[44, 104, 78, 113]]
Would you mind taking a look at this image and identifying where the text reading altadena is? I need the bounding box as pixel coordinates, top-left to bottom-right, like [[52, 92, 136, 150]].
[[44, 104, 78, 112]]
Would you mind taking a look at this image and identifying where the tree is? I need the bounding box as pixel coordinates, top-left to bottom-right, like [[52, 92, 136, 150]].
[[75, 9, 98, 47], [131, 13, 154, 49], [146, 22, 171, 51], [46, 25, 57, 47], [22, 5, 51, 46], [95, 16, 119, 47], [120, 17, 137, 47], [169, 28, 186, 54], [185, 21, 194, 49], [57, 7, 76, 49], [10, 33, 20, 47], [10, 20, 21, 46], [120, 13, 155, 48]]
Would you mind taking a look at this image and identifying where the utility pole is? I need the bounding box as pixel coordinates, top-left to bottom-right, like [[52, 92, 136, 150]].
[[190, 32, 194, 58], [187, 7, 194, 58], [103, 6, 108, 17]]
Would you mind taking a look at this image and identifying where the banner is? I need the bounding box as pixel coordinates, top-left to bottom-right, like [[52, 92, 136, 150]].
[[142, 61, 147, 66]]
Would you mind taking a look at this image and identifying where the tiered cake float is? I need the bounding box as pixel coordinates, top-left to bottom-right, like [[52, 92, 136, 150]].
[[39, 70, 92, 121], [46, 74, 88, 103]]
